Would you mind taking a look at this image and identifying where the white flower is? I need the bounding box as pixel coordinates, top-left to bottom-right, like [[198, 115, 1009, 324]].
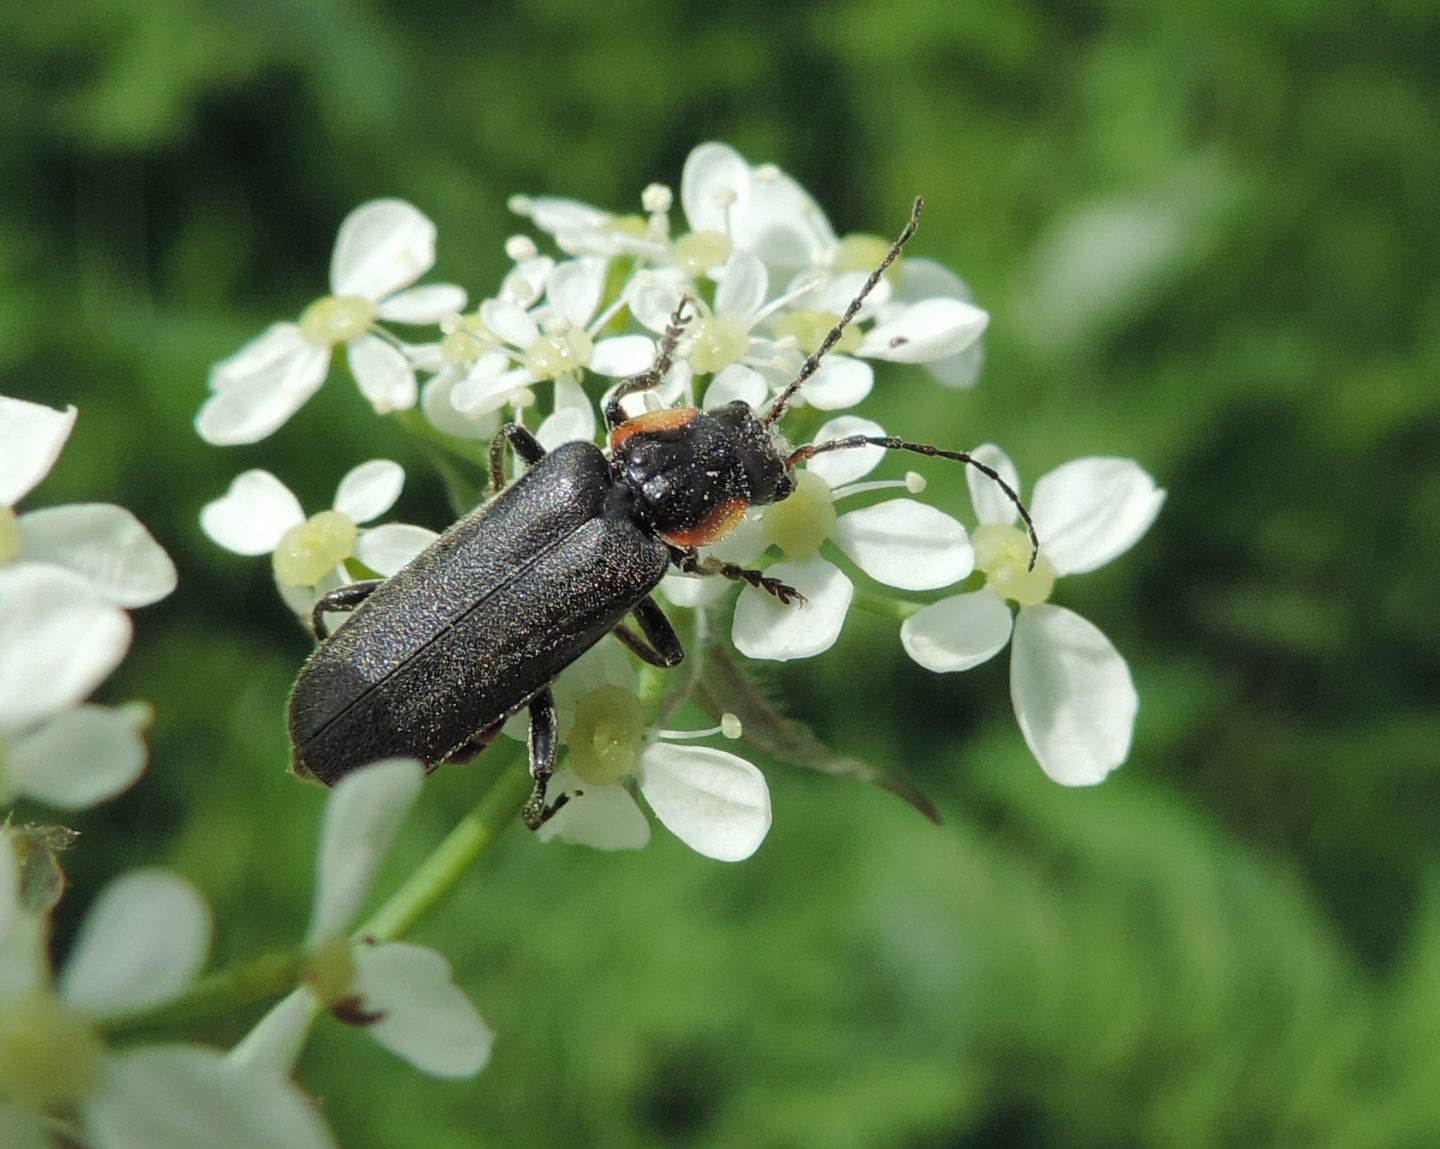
[[0, 395, 175, 607], [196, 200, 466, 444], [0, 844, 336, 1149], [899, 445, 1165, 785], [231, 760, 493, 1079], [730, 415, 974, 661], [0, 565, 149, 810], [508, 192, 671, 260], [200, 460, 436, 620], [522, 645, 771, 861]]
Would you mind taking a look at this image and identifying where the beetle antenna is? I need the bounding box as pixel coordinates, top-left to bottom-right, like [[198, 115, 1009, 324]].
[[787, 435, 1041, 570], [762, 196, 923, 426]]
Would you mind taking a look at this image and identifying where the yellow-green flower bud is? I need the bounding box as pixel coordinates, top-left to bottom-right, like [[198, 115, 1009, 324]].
[[761, 470, 836, 559], [273, 511, 358, 587], [299, 296, 378, 347], [687, 315, 750, 374], [568, 685, 646, 786], [972, 523, 1056, 606], [0, 992, 104, 1108]]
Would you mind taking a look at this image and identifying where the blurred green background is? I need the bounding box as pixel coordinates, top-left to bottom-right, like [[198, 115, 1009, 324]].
[[5, 0, 1440, 1145]]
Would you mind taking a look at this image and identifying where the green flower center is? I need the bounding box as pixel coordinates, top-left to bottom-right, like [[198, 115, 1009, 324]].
[[834, 233, 895, 276], [304, 933, 359, 1007], [523, 326, 594, 380], [299, 295, 377, 347], [0, 992, 105, 1109], [272, 511, 358, 587], [440, 315, 494, 366], [673, 230, 733, 275], [0, 505, 19, 565], [567, 685, 646, 786], [761, 470, 836, 559], [687, 315, 750, 374], [772, 309, 861, 356], [972, 523, 1056, 606]]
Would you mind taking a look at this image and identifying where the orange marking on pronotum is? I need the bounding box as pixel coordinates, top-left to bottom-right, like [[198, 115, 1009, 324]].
[[608, 408, 699, 451], [659, 499, 748, 549]]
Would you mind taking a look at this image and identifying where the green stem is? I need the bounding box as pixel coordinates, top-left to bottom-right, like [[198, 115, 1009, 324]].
[[100, 951, 306, 1039], [850, 588, 925, 621]]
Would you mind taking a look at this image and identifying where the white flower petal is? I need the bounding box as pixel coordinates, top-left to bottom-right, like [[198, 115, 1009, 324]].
[[450, 365, 533, 416], [589, 335, 655, 377], [804, 416, 886, 488], [209, 324, 313, 391], [535, 376, 597, 452], [856, 298, 989, 363], [705, 511, 767, 566], [900, 591, 1014, 672], [200, 471, 304, 556], [229, 989, 318, 1075], [61, 871, 210, 1017], [746, 167, 836, 272], [330, 199, 436, 301], [0, 565, 131, 730], [1010, 604, 1137, 786], [18, 504, 176, 608], [521, 195, 610, 234], [925, 342, 985, 390], [681, 142, 751, 235], [0, 396, 75, 505], [702, 364, 767, 411], [732, 556, 851, 661], [546, 260, 604, 327], [636, 744, 770, 861], [351, 942, 494, 1077], [479, 298, 539, 350], [356, 523, 437, 576], [376, 283, 467, 324], [347, 335, 417, 414], [333, 460, 404, 524], [1031, 457, 1166, 575], [800, 356, 873, 411], [85, 1045, 337, 1149], [420, 372, 502, 441], [195, 344, 330, 446], [658, 571, 731, 609], [537, 774, 652, 851], [626, 276, 689, 333], [307, 759, 425, 948], [714, 252, 768, 320], [832, 499, 973, 590], [965, 443, 1022, 526], [9, 705, 146, 809]]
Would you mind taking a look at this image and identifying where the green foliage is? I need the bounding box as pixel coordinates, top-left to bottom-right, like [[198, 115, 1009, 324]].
[[2, 0, 1436, 1144]]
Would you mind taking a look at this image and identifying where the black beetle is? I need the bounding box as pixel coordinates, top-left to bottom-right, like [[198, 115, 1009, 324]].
[[287, 198, 1037, 827]]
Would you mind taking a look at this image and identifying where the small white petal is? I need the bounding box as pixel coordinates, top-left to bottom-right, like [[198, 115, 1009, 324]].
[[626, 276, 689, 333], [535, 376, 596, 452], [479, 298, 539, 350], [637, 744, 770, 862], [965, 443, 1022, 526], [799, 356, 873, 411], [705, 511, 768, 565], [1031, 457, 1166, 575], [521, 195, 610, 234], [702, 364, 768, 411], [659, 571, 731, 609], [0, 565, 130, 730], [680, 142, 750, 235], [538, 774, 652, 851], [351, 943, 494, 1077], [195, 344, 330, 446], [745, 168, 836, 272], [355, 524, 437, 577], [804, 416, 886, 488], [333, 460, 405, 524], [546, 260, 604, 326], [376, 283, 467, 324], [330, 199, 436, 300], [925, 342, 985, 390], [1010, 604, 1137, 786], [857, 298, 989, 363], [9, 704, 146, 809], [61, 871, 210, 1017], [0, 1102, 49, 1149], [732, 556, 851, 661], [714, 252, 768, 320], [86, 1045, 337, 1149], [347, 335, 417, 414], [0, 395, 75, 505], [451, 365, 533, 416], [209, 324, 313, 391], [307, 759, 425, 948], [18, 504, 177, 607], [900, 591, 1014, 672], [589, 335, 655, 377], [832, 499, 973, 590], [229, 989, 317, 1075], [420, 372, 502, 441], [200, 471, 304, 556]]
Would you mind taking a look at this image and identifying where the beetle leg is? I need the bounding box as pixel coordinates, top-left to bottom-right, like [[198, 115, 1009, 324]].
[[310, 579, 384, 640], [604, 295, 693, 431], [521, 687, 567, 830], [488, 423, 547, 493], [611, 596, 685, 667], [669, 548, 806, 606]]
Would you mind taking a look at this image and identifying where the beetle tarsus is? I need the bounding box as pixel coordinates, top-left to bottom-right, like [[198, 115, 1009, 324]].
[[671, 549, 806, 606], [309, 579, 384, 640], [489, 423, 547, 493]]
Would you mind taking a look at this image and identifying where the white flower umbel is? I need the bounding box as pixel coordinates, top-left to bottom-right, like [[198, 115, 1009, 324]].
[[731, 416, 974, 661], [0, 845, 337, 1149], [232, 760, 493, 1080], [899, 445, 1165, 785], [200, 460, 436, 622], [197, 199, 466, 444], [525, 646, 770, 861], [0, 396, 176, 607]]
